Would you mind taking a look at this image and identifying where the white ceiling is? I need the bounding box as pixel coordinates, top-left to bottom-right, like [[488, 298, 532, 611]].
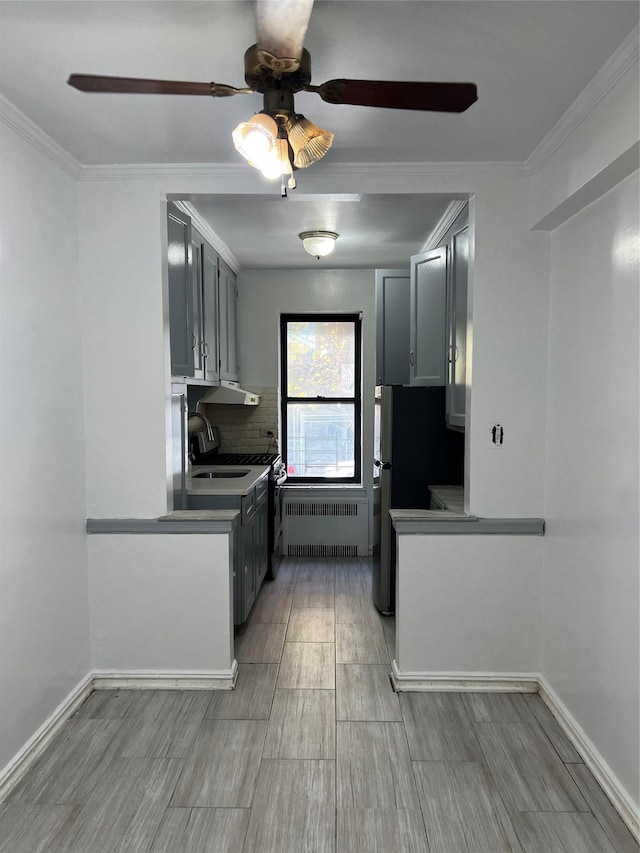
[[1, 1, 637, 268], [185, 192, 467, 269]]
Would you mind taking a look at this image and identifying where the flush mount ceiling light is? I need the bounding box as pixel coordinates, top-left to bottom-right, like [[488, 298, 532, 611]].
[[299, 231, 339, 259]]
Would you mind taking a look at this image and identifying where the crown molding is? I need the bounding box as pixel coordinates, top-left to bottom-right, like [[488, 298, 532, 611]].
[[78, 162, 249, 181], [526, 25, 639, 175], [297, 161, 528, 180], [173, 200, 240, 274], [0, 95, 81, 179], [422, 199, 468, 251], [78, 159, 527, 182]]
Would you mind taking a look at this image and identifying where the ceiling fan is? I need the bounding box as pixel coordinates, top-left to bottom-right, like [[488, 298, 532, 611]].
[[67, 0, 477, 191]]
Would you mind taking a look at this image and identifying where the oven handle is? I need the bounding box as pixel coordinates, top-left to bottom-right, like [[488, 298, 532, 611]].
[[275, 472, 288, 486]]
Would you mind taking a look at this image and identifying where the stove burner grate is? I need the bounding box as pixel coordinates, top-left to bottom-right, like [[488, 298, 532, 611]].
[[215, 453, 281, 466]]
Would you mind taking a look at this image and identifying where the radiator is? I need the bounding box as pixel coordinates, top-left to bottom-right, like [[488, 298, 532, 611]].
[[282, 497, 369, 557]]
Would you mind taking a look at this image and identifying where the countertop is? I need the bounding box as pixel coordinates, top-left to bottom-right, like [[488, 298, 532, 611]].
[[188, 464, 270, 496], [390, 509, 544, 535], [429, 485, 465, 513], [394, 485, 544, 534], [86, 510, 239, 534]]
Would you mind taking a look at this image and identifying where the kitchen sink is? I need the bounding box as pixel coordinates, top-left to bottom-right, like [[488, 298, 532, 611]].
[[193, 471, 249, 479]]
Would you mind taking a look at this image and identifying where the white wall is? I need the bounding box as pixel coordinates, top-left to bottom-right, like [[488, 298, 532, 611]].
[[88, 534, 234, 673], [467, 186, 550, 516], [542, 171, 639, 809], [396, 535, 542, 675], [0, 118, 90, 770], [77, 183, 170, 518]]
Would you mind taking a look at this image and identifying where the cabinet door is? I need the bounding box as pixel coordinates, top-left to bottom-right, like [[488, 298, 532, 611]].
[[241, 518, 256, 622], [409, 248, 447, 386], [167, 205, 194, 377], [190, 233, 205, 379], [202, 243, 220, 384], [447, 225, 469, 428], [218, 260, 239, 381], [255, 498, 268, 590], [375, 269, 410, 385]]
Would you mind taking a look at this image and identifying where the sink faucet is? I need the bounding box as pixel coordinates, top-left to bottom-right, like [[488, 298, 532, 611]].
[[188, 411, 214, 441]]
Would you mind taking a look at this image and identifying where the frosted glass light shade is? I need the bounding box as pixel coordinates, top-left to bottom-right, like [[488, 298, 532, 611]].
[[259, 138, 293, 180], [233, 114, 294, 181], [232, 113, 279, 169], [286, 115, 334, 168], [299, 231, 338, 258]]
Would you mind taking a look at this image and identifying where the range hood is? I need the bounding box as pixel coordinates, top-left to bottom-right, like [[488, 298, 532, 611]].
[[200, 380, 260, 406]]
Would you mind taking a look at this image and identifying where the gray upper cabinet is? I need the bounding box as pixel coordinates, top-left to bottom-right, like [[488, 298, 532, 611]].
[[446, 219, 469, 429], [168, 203, 235, 385], [167, 205, 194, 377], [375, 269, 410, 386], [202, 241, 220, 384], [218, 258, 239, 382], [409, 247, 448, 386], [191, 228, 220, 383], [190, 231, 205, 379]]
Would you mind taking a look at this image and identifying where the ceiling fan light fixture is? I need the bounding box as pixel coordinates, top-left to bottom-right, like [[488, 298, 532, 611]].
[[259, 137, 293, 180], [299, 230, 338, 259], [232, 112, 279, 169], [286, 115, 334, 168]]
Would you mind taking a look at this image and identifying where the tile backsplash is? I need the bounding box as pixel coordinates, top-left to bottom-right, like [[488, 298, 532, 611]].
[[200, 386, 279, 454]]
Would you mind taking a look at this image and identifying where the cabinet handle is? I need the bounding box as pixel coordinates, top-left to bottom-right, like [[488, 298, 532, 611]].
[[191, 334, 197, 352], [203, 342, 210, 358], [409, 350, 415, 366]]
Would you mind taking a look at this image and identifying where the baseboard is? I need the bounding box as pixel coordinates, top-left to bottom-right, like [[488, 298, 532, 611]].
[[0, 671, 94, 803], [390, 661, 539, 693], [91, 661, 239, 691], [538, 675, 640, 844]]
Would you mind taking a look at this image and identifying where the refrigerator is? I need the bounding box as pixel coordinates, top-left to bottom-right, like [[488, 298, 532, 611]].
[[373, 385, 464, 613]]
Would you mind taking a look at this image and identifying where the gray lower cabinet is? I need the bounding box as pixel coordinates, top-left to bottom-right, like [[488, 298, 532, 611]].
[[239, 511, 257, 619], [375, 269, 410, 385], [187, 472, 269, 624], [409, 247, 448, 386]]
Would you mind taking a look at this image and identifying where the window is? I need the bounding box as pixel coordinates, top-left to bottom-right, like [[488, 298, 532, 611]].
[[281, 314, 362, 483]]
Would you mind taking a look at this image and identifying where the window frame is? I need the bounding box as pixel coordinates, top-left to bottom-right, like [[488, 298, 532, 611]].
[[280, 313, 362, 485]]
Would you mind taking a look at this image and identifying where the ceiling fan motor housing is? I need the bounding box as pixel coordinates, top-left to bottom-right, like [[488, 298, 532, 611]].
[[244, 44, 312, 94]]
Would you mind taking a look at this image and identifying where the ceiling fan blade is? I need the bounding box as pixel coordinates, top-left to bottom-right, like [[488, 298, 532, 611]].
[[310, 79, 478, 112], [67, 74, 252, 97], [255, 0, 314, 61]]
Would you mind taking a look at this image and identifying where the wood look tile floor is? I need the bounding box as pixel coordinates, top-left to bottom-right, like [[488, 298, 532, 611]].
[[1, 557, 637, 853]]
